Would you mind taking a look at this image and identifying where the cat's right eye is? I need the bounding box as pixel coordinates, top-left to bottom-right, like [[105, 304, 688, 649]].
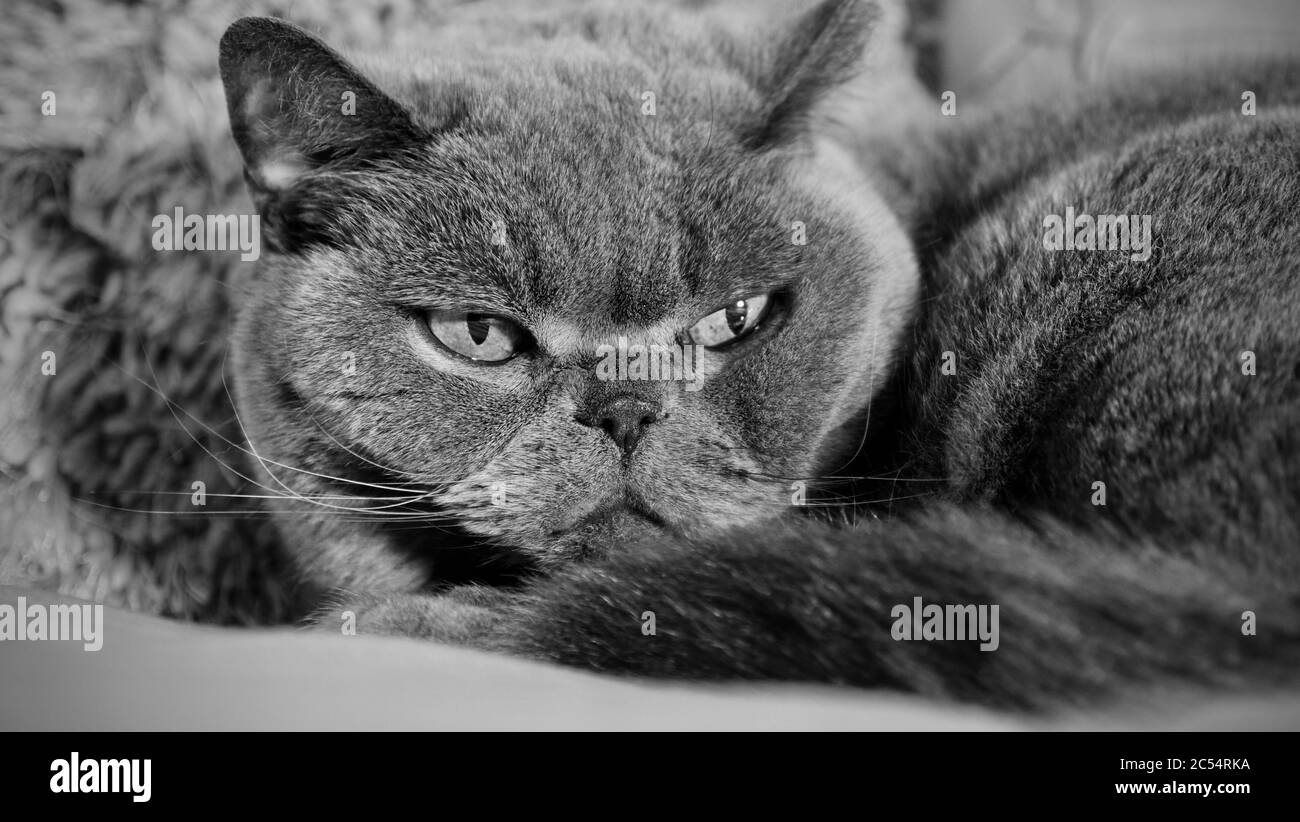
[[687, 294, 774, 349], [424, 309, 531, 363]]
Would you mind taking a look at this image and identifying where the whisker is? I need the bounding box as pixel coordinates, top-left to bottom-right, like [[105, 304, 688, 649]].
[[110, 490, 431, 502], [77, 498, 468, 522], [216, 353, 437, 509], [831, 318, 882, 473], [114, 348, 433, 497], [296, 395, 427, 481]]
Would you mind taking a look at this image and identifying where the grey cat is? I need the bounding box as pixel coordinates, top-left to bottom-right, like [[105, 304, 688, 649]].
[[218, 0, 1300, 710]]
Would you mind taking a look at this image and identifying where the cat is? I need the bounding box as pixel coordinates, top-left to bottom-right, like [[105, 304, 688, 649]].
[[218, 0, 1300, 711], [218, 1, 915, 590]]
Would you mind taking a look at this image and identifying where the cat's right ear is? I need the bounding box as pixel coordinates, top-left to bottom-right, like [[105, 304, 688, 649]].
[[743, 0, 878, 149], [218, 17, 424, 206]]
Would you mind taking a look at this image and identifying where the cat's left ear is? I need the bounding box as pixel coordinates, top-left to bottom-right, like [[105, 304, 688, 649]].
[[744, 0, 878, 149], [218, 17, 425, 204]]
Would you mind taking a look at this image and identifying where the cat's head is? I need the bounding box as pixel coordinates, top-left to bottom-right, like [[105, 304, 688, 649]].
[[218, 0, 917, 572]]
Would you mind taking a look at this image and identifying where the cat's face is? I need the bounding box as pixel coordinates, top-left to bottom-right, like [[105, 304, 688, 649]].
[[220, 3, 917, 567]]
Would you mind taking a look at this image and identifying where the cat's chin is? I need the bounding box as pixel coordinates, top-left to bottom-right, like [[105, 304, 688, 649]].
[[538, 503, 670, 562]]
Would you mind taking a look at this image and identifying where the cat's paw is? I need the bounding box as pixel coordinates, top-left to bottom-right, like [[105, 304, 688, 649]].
[[304, 587, 516, 647]]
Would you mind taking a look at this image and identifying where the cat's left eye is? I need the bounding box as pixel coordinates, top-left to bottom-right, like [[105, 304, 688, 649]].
[[687, 294, 773, 348], [424, 309, 531, 363]]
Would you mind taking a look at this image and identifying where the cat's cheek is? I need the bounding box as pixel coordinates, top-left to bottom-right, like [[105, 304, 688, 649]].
[[438, 439, 620, 543], [695, 362, 824, 468]]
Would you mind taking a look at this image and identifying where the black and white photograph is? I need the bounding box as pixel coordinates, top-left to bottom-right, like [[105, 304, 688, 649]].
[[0, 0, 1297, 785]]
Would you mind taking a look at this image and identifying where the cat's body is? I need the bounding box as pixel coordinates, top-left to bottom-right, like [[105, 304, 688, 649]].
[[218, 1, 1300, 710], [470, 61, 1300, 710]]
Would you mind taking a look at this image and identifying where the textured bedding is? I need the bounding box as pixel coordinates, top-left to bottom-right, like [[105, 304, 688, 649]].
[[6, 586, 1298, 730]]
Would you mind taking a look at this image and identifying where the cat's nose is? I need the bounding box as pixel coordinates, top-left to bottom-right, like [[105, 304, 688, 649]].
[[582, 395, 662, 456]]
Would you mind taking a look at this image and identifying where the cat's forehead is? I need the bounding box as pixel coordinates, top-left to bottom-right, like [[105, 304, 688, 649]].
[[402, 122, 740, 324], [358, 69, 808, 328]]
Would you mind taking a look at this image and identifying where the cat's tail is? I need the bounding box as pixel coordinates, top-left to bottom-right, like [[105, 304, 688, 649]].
[[488, 506, 1300, 710]]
